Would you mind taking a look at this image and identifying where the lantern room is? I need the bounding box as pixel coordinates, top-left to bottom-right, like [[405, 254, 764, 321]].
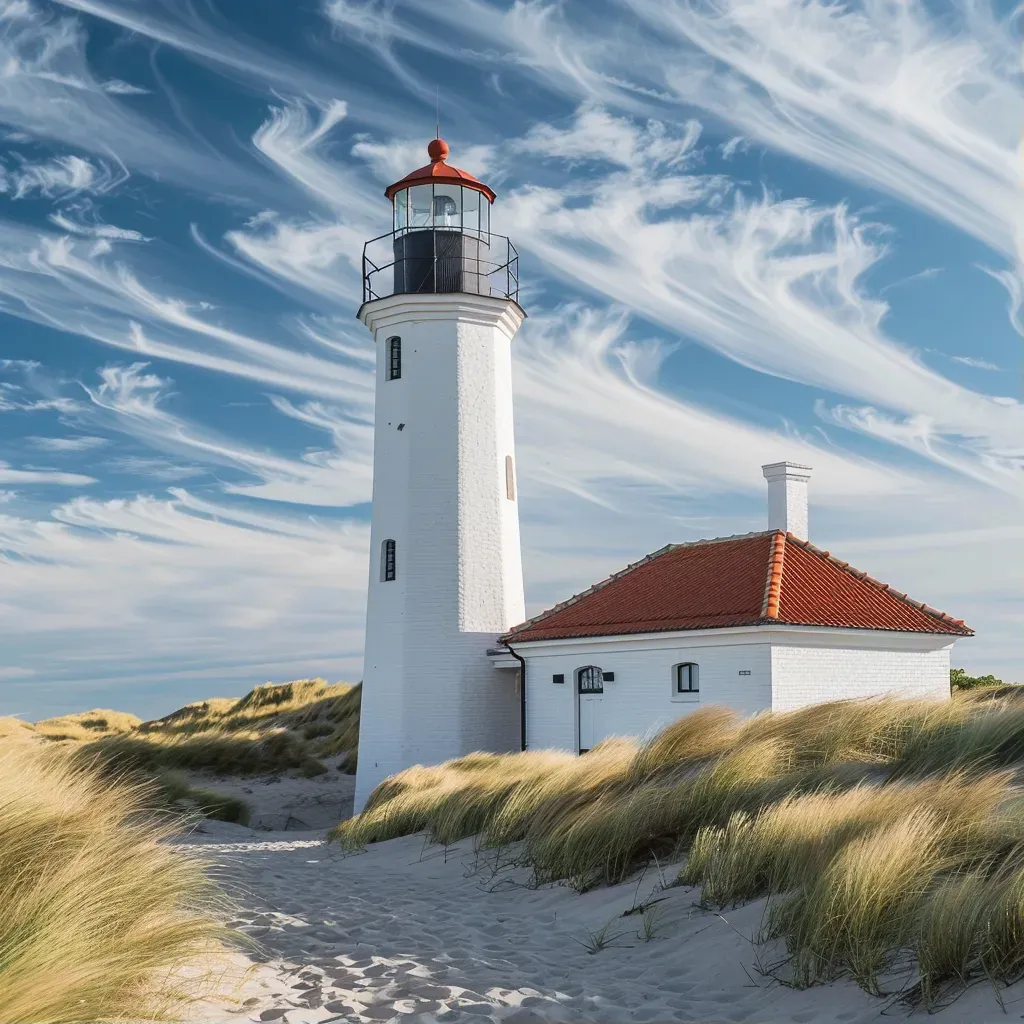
[[361, 138, 518, 305]]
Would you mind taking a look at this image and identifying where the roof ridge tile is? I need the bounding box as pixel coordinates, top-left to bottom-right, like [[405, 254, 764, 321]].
[[761, 530, 785, 620]]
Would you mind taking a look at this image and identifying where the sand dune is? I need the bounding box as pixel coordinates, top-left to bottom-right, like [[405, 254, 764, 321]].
[[173, 808, 1023, 1024]]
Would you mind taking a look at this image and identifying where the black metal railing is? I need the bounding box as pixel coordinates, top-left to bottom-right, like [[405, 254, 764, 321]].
[[361, 227, 519, 305]]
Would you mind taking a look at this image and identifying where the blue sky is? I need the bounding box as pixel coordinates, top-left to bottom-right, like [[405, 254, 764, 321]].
[[0, 0, 1020, 721]]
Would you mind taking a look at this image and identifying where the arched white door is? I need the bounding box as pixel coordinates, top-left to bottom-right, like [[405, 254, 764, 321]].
[[577, 666, 604, 753]]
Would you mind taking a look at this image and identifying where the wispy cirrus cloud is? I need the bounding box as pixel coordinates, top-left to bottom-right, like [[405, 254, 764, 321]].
[[0, 218, 375, 400], [0, 461, 95, 485], [0, 0, 274, 198], [513, 303, 923, 509], [224, 99, 382, 305], [0, 489, 369, 713], [83, 363, 373, 507], [0, 153, 125, 199], [950, 355, 1003, 371], [501, 106, 1024, 493], [26, 435, 107, 452], [622, 0, 1022, 262]]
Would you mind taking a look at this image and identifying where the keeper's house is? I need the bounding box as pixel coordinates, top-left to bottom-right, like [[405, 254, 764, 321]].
[[491, 462, 972, 754]]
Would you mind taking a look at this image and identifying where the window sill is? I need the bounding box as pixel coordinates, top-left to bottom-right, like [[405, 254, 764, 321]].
[[670, 694, 701, 703]]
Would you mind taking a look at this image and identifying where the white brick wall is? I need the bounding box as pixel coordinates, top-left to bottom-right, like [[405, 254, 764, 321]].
[[355, 294, 526, 812], [521, 639, 773, 752], [512, 626, 957, 752], [771, 642, 951, 711]]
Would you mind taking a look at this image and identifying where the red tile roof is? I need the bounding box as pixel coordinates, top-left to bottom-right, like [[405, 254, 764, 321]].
[[501, 531, 971, 643]]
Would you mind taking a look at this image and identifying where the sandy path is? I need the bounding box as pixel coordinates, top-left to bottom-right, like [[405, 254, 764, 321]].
[[172, 817, 1024, 1024]]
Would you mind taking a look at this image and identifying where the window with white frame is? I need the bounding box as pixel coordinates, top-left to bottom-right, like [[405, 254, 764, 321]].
[[386, 337, 401, 380], [381, 539, 396, 581], [674, 662, 699, 696]]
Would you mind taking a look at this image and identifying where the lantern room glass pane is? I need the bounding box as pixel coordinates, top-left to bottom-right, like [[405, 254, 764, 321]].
[[462, 186, 480, 236], [394, 188, 409, 229], [408, 184, 433, 228], [431, 183, 462, 228]]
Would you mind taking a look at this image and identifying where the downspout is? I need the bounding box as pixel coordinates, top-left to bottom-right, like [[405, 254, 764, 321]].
[[502, 639, 527, 752]]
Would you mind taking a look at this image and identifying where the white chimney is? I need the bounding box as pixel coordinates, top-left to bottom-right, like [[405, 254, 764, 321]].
[[762, 462, 812, 538]]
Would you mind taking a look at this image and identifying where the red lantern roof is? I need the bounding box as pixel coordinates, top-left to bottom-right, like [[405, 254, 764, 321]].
[[384, 138, 496, 204]]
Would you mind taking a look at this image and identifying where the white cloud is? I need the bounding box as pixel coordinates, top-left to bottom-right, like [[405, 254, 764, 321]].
[[0, 1, 275, 198], [950, 355, 1002, 371], [0, 219, 375, 401], [0, 153, 126, 199], [0, 461, 95, 486], [0, 667, 35, 680], [102, 455, 206, 482], [513, 303, 924, 510], [623, 0, 1021, 261], [101, 79, 148, 95], [500, 107, 1024, 489], [0, 491, 370, 701], [224, 100, 383, 304], [83, 363, 373, 507], [521, 104, 700, 169], [49, 204, 147, 241], [26, 435, 107, 452], [50, 0, 425, 135]]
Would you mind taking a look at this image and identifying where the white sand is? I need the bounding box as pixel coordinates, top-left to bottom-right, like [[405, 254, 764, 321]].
[[180, 755, 358, 832], [169, 779, 1024, 1024]]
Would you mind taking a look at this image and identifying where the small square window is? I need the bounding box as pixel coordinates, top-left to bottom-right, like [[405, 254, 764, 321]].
[[552, 673, 564, 685], [603, 671, 615, 682]]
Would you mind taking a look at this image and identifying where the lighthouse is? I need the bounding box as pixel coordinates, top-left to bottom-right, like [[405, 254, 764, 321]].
[[353, 139, 527, 812]]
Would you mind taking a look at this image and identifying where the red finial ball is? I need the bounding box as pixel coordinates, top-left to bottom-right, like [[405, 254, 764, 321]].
[[427, 137, 449, 162]]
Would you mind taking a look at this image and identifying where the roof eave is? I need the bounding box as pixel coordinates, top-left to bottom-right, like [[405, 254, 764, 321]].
[[501, 618, 972, 645]]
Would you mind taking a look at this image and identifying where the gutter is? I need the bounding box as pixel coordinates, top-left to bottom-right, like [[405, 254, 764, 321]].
[[502, 638, 527, 752]]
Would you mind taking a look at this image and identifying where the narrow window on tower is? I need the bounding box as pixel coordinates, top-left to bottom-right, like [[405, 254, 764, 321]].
[[505, 455, 515, 501], [386, 337, 401, 380], [381, 539, 396, 582]]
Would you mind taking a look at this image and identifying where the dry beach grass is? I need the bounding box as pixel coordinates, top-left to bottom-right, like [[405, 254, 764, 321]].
[[0, 678, 362, 1022], [335, 689, 1024, 1008], [0, 741, 237, 1023], [76, 678, 362, 780]]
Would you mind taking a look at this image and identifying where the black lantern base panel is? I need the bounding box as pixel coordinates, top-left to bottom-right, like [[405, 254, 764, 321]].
[[392, 229, 492, 297]]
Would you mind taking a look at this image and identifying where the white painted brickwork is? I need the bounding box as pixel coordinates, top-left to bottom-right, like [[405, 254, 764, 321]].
[[771, 642, 951, 712], [514, 627, 955, 753], [355, 293, 526, 812], [519, 636, 773, 753]]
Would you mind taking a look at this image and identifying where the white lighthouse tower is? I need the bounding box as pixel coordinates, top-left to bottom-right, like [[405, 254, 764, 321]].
[[353, 138, 526, 812]]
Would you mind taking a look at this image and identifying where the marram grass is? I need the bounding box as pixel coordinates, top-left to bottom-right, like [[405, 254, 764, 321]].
[[0, 742, 237, 1023], [333, 689, 1024, 1007], [5, 679, 364, 784]]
